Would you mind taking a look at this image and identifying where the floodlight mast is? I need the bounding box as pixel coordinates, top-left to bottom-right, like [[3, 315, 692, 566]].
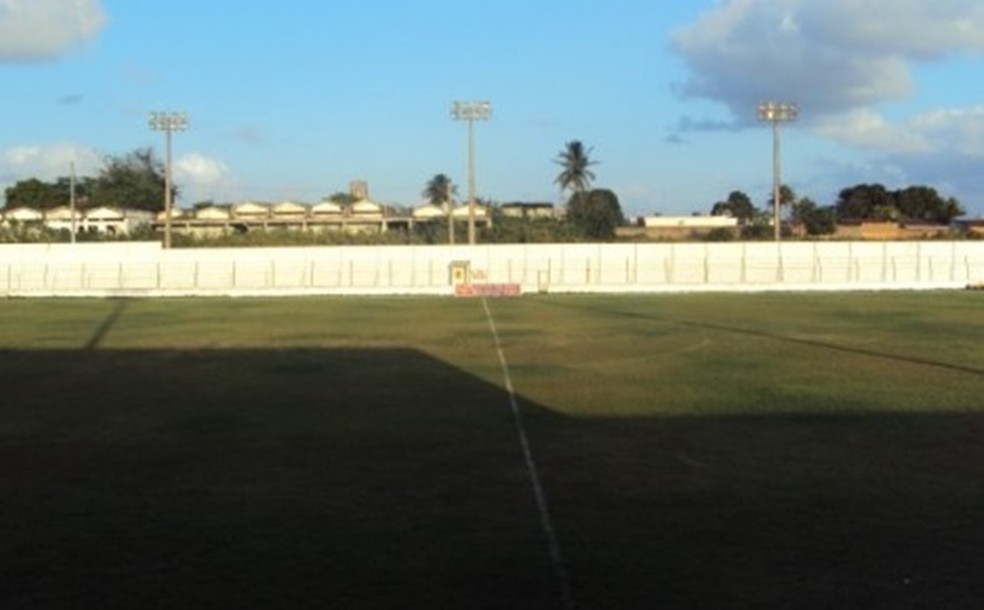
[[451, 101, 492, 245], [758, 101, 797, 242], [148, 111, 189, 249]]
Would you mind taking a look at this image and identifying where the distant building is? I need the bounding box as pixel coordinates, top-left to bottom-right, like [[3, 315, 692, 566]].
[[501, 202, 555, 219], [622, 215, 738, 240], [0, 205, 153, 235], [952, 217, 984, 236]]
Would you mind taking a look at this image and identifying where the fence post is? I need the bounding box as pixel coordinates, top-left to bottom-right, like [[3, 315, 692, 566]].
[[741, 243, 747, 284], [881, 242, 888, 283], [916, 243, 922, 282]]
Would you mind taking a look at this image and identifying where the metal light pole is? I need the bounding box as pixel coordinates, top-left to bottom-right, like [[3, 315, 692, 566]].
[[149, 111, 189, 249], [69, 161, 77, 244], [446, 179, 455, 246], [451, 101, 491, 245], [758, 101, 797, 241]]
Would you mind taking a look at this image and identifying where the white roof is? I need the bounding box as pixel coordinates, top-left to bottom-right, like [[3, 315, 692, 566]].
[[195, 206, 232, 220], [44, 206, 82, 220], [642, 216, 737, 228], [413, 204, 449, 219], [233, 202, 270, 216], [272, 201, 309, 215], [452, 205, 488, 219], [3, 207, 44, 221], [311, 201, 343, 214], [350, 199, 383, 214]]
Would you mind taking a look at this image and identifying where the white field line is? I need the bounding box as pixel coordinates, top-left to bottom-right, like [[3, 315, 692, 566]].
[[481, 298, 573, 610]]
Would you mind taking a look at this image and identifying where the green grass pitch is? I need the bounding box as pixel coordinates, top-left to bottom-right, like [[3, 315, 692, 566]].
[[1, 293, 982, 608]]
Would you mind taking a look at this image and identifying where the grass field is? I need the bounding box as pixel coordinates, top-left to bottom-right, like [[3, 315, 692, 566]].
[[1, 292, 982, 608]]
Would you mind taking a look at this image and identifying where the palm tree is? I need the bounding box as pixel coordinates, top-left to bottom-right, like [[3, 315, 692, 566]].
[[553, 140, 598, 204], [423, 173, 456, 208]]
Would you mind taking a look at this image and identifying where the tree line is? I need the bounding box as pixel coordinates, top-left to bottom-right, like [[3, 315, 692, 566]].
[[710, 183, 966, 238], [422, 139, 624, 240], [3, 149, 171, 213], [6, 142, 965, 245]]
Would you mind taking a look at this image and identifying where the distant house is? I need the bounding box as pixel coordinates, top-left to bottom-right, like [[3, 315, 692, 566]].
[[412, 203, 449, 220], [194, 205, 232, 221], [952, 217, 984, 236], [271, 201, 309, 218], [627, 215, 738, 240], [311, 201, 343, 217], [501, 202, 555, 219], [82, 206, 154, 235], [1, 205, 152, 235], [1, 206, 44, 225], [451, 205, 490, 222], [232, 202, 271, 219], [349, 198, 384, 218]]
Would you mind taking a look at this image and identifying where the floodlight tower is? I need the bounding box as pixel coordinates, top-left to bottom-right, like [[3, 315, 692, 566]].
[[149, 111, 189, 249], [451, 101, 492, 245], [758, 101, 797, 241]]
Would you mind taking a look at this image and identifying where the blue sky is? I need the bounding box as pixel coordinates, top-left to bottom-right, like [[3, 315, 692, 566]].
[[1, 0, 983, 217]]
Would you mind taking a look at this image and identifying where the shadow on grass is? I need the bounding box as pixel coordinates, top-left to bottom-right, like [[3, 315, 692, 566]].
[[1, 347, 982, 609], [82, 299, 128, 351], [540, 299, 984, 377]]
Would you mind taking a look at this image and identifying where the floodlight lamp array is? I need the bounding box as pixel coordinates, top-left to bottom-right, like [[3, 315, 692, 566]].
[[149, 111, 189, 132], [451, 101, 492, 121], [757, 101, 798, 123]]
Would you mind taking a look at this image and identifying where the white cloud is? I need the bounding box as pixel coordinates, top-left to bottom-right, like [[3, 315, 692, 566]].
[[800, 0, 984, 60], [813, 105, 984, 159], [1, 143, 102, 181], [813, 110, 933, 154], [0, 0, 107, 61], [908, 106, 984, 158], [175, 153, 230, 185], [174, 153, 234, 204], [671, 1, 984, 213], [671, 0, 984, 119]]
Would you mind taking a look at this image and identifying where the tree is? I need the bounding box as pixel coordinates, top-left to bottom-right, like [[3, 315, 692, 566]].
[[896, 186, 965, 222], [325, 191, 357, 204], [711, 190, 757, 223], [791, 198, 837, 236], [835, 184, 896, 220], [554, 140, 597, 203], [90, 148, 170, 212], [422, 173, 455, 206], [768, 184, 797, 209], [567, 188, 624, 240], [4, 175, 96, 211], [4, 178, 61, 210], [836, 183, 965, 223]]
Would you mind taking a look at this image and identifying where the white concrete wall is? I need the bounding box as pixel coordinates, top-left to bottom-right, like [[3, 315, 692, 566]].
[[1, 241, 982, 297]]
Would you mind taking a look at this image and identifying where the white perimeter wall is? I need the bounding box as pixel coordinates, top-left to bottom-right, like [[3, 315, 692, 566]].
[[1, 241, 982, 297]]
